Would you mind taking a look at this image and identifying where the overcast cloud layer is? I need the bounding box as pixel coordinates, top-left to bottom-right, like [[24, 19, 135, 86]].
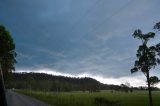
[[1, 0, 160, 86]]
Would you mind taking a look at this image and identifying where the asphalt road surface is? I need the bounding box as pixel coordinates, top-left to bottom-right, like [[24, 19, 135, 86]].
[[6, 90, 50, 106]]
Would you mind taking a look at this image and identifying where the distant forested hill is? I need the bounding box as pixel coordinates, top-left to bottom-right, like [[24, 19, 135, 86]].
[[6, 72, 103, 92], [6, 72, 156, 92]]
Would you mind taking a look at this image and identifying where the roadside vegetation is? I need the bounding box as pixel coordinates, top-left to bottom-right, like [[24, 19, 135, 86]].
[[16, 90, 160, 106]]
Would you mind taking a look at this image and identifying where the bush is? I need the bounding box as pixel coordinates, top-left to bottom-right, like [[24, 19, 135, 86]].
[[94, 97, 120, 106]]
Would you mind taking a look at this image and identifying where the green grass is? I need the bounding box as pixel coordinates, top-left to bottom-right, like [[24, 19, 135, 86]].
[[16, 90, 160, 106]]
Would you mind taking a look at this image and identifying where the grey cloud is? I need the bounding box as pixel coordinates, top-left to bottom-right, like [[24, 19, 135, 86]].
[[1, 0, 160, 78]]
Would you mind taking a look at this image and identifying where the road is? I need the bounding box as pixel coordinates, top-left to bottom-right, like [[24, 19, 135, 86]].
[[6, 90, 51, 106]]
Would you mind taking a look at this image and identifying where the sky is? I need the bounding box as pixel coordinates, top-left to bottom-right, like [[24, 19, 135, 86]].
[[1, 0, 160, 87]]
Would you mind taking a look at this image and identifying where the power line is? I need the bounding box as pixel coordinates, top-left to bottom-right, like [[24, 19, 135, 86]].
[[83, 0, 133, 38], [65, 0, 102, 36], [64, 0, 133, 43]]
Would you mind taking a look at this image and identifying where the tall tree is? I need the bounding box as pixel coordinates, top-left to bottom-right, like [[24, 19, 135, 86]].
[[0, 25, 16, 106], [130, 29, 160, 106]]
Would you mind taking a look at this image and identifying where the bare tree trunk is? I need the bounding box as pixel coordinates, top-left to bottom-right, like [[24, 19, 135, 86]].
[[147, 72, 153, 106], [0, 64, 7, 106]]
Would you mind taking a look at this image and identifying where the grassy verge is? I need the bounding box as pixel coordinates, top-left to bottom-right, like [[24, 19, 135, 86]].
[[15, 90, 160, 106]]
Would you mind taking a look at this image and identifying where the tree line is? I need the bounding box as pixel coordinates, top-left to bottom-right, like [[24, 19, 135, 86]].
[[7, 72, 102, 92], [6, 72, 159, 92]]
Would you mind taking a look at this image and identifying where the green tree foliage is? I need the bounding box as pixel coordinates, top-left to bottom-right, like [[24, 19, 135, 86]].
[[0, 25, 17, 82], [0, 25, 16, 106], [149, 76, 160, 86], [130, 29, 160, 106], [154, 22, 160, 31]]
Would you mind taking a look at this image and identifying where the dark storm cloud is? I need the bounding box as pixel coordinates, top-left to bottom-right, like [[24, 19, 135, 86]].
[[0, 0, 160, 78]]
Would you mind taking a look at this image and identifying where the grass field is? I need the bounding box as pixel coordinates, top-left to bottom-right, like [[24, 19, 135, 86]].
[[16, 90, 160, 106]]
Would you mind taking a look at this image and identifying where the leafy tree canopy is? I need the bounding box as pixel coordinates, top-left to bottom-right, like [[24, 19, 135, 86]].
[[131, 29, 160, 76], [0, 25, 16, 80], [149, 76, 160, 86]]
